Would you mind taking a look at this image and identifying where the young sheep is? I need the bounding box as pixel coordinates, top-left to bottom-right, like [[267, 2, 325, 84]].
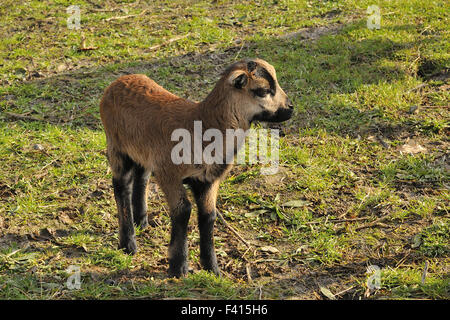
[[99, 58, 294, 277]]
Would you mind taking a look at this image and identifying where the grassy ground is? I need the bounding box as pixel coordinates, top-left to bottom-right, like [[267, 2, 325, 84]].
[[0, 0, 448, 300]]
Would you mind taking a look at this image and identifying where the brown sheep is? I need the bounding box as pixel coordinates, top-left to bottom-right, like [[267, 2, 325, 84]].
[[99, 58, 294, 277]]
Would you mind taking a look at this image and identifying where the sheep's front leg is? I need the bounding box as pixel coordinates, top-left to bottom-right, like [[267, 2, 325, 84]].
[[157, 177, 192, 278], [187, 179, 220, 276], [168, 197, 191, 277]]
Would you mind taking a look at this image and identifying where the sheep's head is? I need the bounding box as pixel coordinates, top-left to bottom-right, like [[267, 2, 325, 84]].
[[225, 58, 294, 123]]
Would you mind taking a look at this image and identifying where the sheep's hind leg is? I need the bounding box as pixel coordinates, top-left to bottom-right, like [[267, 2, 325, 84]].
[[132, 163, 150, 229], [110, 152, 137, 255]]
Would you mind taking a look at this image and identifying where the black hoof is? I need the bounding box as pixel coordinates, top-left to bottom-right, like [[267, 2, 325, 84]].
[[201, 255, 220, 277], [207, 266, 221, 277], [134, 216, 149, 229], [168, 261, 189, 278], [119, 238, 137, 255]]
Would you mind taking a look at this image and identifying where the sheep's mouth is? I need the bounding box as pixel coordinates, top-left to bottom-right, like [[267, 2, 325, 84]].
[[251, 107, 293, 123]]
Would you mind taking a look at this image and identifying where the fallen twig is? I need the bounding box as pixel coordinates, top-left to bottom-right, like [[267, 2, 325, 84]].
[[105, 9, 148, 22], [148, 34, 190, 51], [245, 263, 253, 283], [405, 83, 427, 93], [334, 286, 355, 297], [216, 211, 251, 248], [395, 250, 411, 268], [336, 215, 391, 234], [79, 35, 89, 51], [354, 215, 391, 231], [355, 223, 390, 231], [376, 134, 390, 149], [252, 258, 284, 263], [90, 8, 122, 13], [79, 46, 98, 52], [233, 40, 247, 61], [3, 111, 80, 125], [305, 217, 370, 225], [3, 111, 45, 122]]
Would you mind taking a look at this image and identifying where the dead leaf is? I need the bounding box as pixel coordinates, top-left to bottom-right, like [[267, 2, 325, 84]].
[[245, 209, 268, 218], [59, 212, 73, 224], [32, 143, 45, 151], [295, 245, 308, 254], [367, 135, 378, 142], [398, 139, 427, 154], [411, 234, 422, 248], [259, 246, 280, 254], [56, 64, 67, 72], [408, 105, 419, 114], [282, 200, 311, 208], [319, 286, 336, 300]]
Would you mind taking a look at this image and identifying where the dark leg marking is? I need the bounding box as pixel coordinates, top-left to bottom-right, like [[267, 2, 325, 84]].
[[168, 197, 192, 278], [112, 153, 137, 255], [132, 163, 149, 228], [186, 178, 220, 276]]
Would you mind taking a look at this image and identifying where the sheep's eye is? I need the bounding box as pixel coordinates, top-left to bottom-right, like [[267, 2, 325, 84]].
[[252, 88, 270, 98]]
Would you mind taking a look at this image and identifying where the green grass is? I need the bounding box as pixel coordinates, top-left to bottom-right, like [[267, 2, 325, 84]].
[[0, 0, 449, 300]]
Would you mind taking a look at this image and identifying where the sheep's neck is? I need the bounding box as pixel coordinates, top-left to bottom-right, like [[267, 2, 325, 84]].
[[196, 88, 250, 133]]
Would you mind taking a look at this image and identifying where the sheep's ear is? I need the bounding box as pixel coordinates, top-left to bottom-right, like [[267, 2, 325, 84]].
[[247, 61, 257, 72], [228, 70, 248, 89]]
